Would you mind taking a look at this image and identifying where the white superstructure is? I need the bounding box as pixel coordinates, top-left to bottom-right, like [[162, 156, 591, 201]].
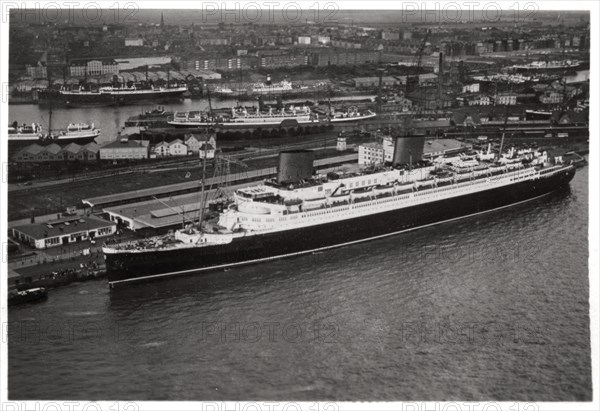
[[106, 147, 569, 254]]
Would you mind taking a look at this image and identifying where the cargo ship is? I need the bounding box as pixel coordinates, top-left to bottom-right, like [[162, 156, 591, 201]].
[[103, 140, 576, 287], [39, 84, 188, 107]]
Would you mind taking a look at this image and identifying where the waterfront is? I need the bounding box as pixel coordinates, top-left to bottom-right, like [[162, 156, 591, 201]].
[[8, 166, 590, 401], [9, 99, 228, 145]]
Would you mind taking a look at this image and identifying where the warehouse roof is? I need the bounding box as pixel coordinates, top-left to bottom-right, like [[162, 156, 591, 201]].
[[101, 139, 149, 149], [12, 216, 116, 240]]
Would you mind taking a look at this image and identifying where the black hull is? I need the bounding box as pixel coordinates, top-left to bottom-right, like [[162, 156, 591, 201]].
[[105, 167, 576, 286], [39, 90, 186, 107]]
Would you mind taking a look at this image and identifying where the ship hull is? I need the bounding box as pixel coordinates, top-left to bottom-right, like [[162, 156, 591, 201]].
[[168, 118, 319, 129], [105, 166, 575, 287], [167, 113, 375, 130], [39, 89, 187, 107]]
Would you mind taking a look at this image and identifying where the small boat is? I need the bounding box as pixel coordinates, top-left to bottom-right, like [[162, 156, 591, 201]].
[[8, 287, 48, 306], [54, 122, 101, 140], [328, 108, 377, 123]]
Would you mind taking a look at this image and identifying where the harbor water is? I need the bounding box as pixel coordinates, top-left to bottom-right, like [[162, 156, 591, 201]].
[[9, 99, 228, 145], [8, 166, 591, 401]]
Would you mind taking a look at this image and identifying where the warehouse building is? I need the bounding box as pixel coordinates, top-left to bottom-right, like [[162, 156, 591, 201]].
[[11, 216, 117, 249], [99, 139, 149, 160]]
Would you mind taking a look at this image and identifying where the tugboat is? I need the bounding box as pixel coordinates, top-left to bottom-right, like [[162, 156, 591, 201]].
[[8, 287, 48, 306]]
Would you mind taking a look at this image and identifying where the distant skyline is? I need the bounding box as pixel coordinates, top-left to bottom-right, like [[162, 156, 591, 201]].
[[9, 8, 589, 27]]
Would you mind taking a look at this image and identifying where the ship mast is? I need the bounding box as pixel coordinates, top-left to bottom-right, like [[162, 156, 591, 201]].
[[498, 101, 510, 161], [196, 127, 210, 234], [48, 102, 53, 137], [206, 83, 213, 116], [497, 84, 513, 161]]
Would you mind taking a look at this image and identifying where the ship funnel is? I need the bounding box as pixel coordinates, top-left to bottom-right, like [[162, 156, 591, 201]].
[[277, 150, 315, 184], [392, 136, 425, 167]]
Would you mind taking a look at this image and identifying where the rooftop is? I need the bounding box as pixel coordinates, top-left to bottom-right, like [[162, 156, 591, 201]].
[[13, 216, 116, 240], [101, 139, 149, 149]]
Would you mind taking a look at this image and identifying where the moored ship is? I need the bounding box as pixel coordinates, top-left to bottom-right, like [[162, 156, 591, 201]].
[[103, 140, 576, 287], [8, 122, 43, 141], [9, 121, 100, 149], [168, 105, 319, 129], [39, 84, 188, 107], [52, 122, 101, 144], [251, 79, 294, 94], [328, 107, 377, 123], [512, 60, 581, 73], [168, 106, 376, 130]]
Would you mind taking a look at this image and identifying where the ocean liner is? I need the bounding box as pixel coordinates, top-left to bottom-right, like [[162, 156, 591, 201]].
[[9, 119, 100, 149], [168, 105, 319, 128], [168, 106, 376, 129], [103, 138, 576, 287]]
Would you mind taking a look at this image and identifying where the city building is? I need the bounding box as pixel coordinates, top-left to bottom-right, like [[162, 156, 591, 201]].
[[69, 59, 119, 77], [317, 35, 331, 45], [382, 137, 394, 163], [495, 93, 517, 105], [11, 216, 117, 249], [153, 141, 170, 157], [99, 139, 149, 160], [382, 30, 400, 41], [311, 50, 380, 66], [199, 142, 215, 160], [125, 38, 144, 47], [353, 76, 402, 89], [358, 142, 385, 165], [25, 62, 47, 79], [168, 139, 188, 156], [259, 53, 308, 68], [330, 39, 362, 49], [462, 83, 480, 93], [467, 94, 492, 106], [192, 56, 258, 71], [539, 90, 564, 104], [184, 134, 202, 153]]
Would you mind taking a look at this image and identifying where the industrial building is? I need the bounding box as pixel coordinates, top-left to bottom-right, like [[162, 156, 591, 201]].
[[11, 216, 117, 249], [99, 139, 149, 160]]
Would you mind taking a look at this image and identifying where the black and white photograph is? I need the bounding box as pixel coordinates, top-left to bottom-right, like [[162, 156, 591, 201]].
[[1, 2, 598, 410]]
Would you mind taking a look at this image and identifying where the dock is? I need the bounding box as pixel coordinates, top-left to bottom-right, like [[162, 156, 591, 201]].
[[82, 153, 358, 209]]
